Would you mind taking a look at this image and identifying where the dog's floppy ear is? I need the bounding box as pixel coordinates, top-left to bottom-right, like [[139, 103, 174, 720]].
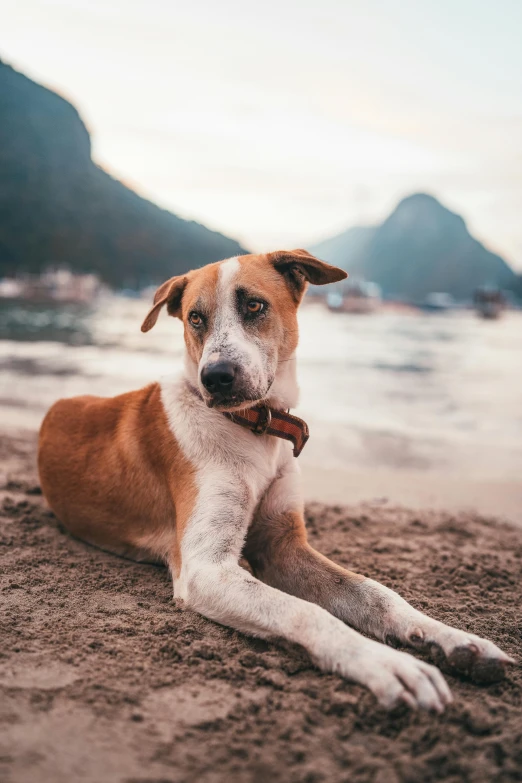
[[269, 249, 347, 301], [141, 275, 188, 332]]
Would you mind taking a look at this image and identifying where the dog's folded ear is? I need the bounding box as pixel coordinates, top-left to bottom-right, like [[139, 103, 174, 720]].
[[141, 275, 188, 332], [269, 249, 347, 301]]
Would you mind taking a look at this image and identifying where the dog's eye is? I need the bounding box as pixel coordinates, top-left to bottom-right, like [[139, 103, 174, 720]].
[[189, 312, 203, 327], [246, 300, 264, 315]]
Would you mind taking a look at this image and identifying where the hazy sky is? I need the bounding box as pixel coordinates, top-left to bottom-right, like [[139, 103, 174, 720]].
[[3, 0, 522, 267]]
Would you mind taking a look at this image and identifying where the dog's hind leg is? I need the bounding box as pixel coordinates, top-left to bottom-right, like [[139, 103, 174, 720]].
[[243, 467, 514, 685]]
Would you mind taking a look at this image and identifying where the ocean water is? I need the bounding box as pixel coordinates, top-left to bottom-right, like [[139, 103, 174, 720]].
[[1, 297, 521, 481]]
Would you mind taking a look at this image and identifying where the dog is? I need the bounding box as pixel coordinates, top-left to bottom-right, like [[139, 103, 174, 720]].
[[38, 249, 513, 711]]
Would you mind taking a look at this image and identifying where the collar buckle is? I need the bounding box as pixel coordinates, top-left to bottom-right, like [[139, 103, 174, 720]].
[[252, 404, 272, 435]]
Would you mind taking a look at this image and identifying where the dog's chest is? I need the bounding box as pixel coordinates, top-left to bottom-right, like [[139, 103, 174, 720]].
[[161, 379, 287, 501]]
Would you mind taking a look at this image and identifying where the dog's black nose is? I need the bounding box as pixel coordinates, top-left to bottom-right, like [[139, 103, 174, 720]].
[[201, 361, 236, 395]]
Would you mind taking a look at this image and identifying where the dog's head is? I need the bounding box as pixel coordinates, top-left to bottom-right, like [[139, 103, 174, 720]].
[[142, 250, 346, 410]]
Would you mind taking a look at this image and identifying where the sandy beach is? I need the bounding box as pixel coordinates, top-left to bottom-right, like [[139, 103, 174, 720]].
[[1, 429, 521, 783]]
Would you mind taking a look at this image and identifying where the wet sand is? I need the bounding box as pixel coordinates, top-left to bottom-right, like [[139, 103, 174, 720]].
[[1, 431, 521, 783]]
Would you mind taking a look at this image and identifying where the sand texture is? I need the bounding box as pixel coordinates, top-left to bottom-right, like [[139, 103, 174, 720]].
[[1, 432, 521, 783]]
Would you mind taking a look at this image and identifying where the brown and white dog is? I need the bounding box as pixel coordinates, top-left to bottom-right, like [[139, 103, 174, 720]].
[[38, 249, 513, 712]]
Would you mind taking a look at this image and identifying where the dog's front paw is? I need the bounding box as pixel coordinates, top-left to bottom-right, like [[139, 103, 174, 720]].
[[407, 626, 515, 684], [356, 642, 453, 713]]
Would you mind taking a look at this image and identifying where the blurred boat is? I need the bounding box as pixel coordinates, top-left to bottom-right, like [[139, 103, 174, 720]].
[[419, 292, 457, 312], [0, 270, 105, 305], [473, 287, 506, 320], [327, 280, 381, 314]]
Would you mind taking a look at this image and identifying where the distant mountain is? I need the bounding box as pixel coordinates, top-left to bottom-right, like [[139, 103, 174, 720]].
[[0, 59, 246, 288], [309, 225, 376, 272], [309, 194, 517, 301]]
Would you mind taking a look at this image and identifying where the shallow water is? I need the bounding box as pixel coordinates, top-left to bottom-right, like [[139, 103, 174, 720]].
[[1, 297, 521, 480]]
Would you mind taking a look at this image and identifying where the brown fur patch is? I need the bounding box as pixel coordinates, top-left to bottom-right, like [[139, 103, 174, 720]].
[[244, 507, 366, 603], [38, 384, 197, 568]]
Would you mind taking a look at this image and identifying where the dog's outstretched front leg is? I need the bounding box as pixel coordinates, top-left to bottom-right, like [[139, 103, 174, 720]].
[[170, 470, 451, 712], [244, 466, 514, 684]]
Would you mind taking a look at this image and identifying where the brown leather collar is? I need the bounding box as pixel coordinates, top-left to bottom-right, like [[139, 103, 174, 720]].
[[223, 404, 309, 457]]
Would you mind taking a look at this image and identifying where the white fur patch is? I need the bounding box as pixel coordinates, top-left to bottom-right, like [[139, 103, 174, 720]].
[[161, 378, 288, 590], [260, 462, 304, 520], [218, 256, 240, 290], [267, 352, 299, 410]]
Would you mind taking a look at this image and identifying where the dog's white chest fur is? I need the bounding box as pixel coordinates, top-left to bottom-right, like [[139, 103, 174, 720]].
[[161, 378, 288, 492], [161, 378, 297, 600]]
